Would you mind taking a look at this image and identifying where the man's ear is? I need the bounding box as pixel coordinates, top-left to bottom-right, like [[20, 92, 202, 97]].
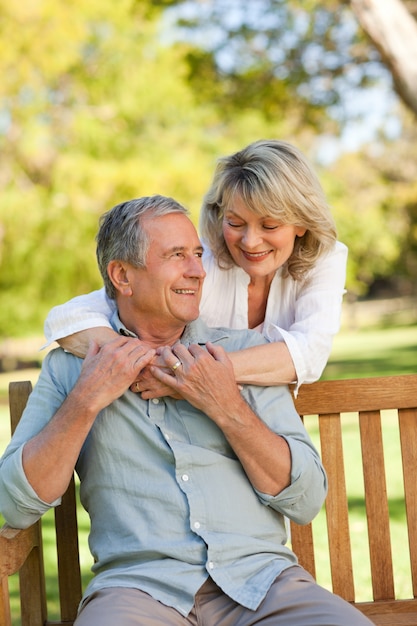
[[107, 260, 133, 297]]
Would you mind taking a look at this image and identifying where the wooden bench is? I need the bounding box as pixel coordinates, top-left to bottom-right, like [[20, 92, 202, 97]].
[[1, 374, 417, 625]]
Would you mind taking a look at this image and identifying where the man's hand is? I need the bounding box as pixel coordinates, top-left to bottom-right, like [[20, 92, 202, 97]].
[[75, 336, 156, 413], [150, 341, 292, 497], [129, 349, 182, 399], [150, 342, 242, 420]]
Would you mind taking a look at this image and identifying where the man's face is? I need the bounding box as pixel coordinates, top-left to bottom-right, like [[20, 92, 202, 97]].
[[126, 213, 206, 332]]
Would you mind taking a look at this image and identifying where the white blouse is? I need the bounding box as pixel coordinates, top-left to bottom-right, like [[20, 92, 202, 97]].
[[44, 241, 347, 387]]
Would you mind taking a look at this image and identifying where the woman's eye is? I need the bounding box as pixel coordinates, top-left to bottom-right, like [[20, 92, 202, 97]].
[[263, 224, 280, 230], [227, 221, 244, 228]]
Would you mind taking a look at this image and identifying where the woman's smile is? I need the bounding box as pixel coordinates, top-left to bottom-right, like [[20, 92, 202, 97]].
[[240, 249, 273, 263], [222, 195, 306, 279]]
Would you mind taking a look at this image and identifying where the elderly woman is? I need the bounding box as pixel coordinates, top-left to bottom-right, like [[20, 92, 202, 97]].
[[44, 139, 347, 392]]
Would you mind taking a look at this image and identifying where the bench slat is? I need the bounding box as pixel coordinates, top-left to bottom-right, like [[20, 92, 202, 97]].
[[359, 410, 395, 601], [398, 407, 417, 597], [320, 413, 355, 601]]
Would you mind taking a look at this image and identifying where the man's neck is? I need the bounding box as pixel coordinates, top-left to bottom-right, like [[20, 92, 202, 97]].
[[133, 327, 184, 349], [118, 311, 185, 349]]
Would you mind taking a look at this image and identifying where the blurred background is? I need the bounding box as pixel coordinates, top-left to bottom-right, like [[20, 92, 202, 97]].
[[0, 0, 416, 384], [1, 4, 417, 617]]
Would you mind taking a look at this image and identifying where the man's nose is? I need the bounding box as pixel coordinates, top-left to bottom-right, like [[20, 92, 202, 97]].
[[186, 257, 206, 278]]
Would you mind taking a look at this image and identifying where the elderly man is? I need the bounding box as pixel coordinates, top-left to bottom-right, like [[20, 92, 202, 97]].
[[0, 195, 372, 625]]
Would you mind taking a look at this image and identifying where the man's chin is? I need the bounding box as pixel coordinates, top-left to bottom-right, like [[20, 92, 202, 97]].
[[181, 309, 200, 324]]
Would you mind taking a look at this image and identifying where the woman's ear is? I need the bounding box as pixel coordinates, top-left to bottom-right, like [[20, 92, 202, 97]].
[[107, 260, 133, 297], [295, 226, 307, 238]]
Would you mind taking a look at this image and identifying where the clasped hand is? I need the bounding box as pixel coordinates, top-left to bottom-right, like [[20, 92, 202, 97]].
[[147, 342, 243, 420]]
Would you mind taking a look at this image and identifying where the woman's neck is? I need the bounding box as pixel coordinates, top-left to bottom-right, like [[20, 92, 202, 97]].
[[247, 275, 273, 329]]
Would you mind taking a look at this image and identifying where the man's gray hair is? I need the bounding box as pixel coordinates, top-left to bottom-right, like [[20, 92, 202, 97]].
[[96, 195, 190, 299]]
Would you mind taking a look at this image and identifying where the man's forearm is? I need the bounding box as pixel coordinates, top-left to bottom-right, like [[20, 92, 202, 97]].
[[208, 396, 292, 496], [23, 337, 156, 503], [151, 341, 292, 496], [22, 391, 98, 503]]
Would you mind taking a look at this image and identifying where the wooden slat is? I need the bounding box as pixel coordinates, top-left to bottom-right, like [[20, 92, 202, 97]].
[[0, 525, 41, 577], [0, 576, 12, 626], [8, 381, 33, 434], [295, 374, 417, 415], [358, 597, 417, 623], [55, 476, 82, 622], [398, 407, 417, 597], [320, 414, 355, 601], [359, 410, 395, 601], [290, 522, 316, 578], [369, 616, 417, 626], [19, 532, 47, 626], [7, 382, 47, 626]]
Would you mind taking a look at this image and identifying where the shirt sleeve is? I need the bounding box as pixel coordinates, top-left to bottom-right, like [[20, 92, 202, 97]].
[[264, 241, 348, 390], [0, 350, 75, 527], [43, 288, 116, 346], [240, 382, 327, 524]]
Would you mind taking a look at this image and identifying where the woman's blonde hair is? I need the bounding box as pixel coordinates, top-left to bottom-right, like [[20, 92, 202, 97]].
[[200, 139, 337, 279]]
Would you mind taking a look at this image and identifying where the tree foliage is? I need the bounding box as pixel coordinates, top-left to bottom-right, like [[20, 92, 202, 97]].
[[171, 0, 392, 130], [170, 0, 417, 296], [0, 0, 282, 336], [0, 0, 416, 338]]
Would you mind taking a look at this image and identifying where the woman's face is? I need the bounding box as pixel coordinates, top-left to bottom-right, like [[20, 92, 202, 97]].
[[222, 195, 306, 281]]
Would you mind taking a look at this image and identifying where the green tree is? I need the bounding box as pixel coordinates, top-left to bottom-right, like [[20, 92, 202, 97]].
[[1, 0, 416, 339], [169, 0, 417, 297], [0, 0, 286, 337]]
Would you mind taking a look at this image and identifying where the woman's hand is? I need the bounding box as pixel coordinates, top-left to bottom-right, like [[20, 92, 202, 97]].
[[149, 342, 242, 419], [130, 349, 183, 400]]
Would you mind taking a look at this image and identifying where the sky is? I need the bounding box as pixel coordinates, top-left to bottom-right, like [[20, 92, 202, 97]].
[[163, 1, 402, 165]]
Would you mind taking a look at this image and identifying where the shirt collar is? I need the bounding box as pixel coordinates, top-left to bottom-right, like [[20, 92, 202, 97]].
[[110, 310, 230, 347]]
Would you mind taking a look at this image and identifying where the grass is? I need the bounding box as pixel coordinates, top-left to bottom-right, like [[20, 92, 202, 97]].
[[0, 323, 416, 622], [322, 324, 417, 380]]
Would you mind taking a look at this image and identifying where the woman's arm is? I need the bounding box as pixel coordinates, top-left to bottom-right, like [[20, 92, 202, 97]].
[[241, 241, 348, 389], [44, 288, 116, 355], [59, 327, 119, 357], [228, 341, 296, 386], [45, 243, 347, 386]]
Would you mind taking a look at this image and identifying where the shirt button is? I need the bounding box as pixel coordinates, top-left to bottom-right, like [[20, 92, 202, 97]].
[[182, 474, 189, 482], [193, 521, 201, 529], [151, 398, 159, 405], [208, 561, 214, 570]]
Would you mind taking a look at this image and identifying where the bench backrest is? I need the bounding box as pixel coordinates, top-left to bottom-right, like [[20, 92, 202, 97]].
[[292, 374, 417, 624], [1, 374, 417, 625], [1, 381, 82, 626]]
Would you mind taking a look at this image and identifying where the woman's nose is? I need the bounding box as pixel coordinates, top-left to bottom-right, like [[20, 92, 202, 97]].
[[241, 226, 262, 247]]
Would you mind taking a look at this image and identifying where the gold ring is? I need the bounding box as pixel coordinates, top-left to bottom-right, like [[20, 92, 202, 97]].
[[171, 360, 182, 372]]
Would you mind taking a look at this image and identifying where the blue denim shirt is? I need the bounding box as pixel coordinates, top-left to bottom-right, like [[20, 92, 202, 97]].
[[0, 317, 327, 616]]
